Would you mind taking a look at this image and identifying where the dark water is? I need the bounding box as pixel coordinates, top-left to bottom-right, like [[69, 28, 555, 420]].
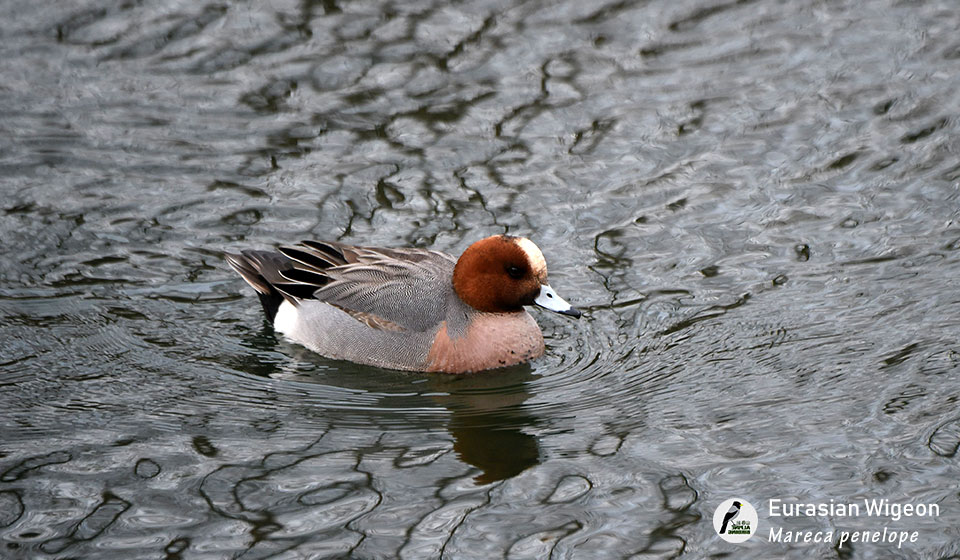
[[2, 0, 959, 558]]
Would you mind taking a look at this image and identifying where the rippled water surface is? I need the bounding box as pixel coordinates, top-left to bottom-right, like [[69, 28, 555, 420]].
[[2, 0, 960, 558]]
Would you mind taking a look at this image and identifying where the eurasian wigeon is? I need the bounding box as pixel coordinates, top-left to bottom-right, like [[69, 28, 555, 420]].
[[226, 235, 580, 373]]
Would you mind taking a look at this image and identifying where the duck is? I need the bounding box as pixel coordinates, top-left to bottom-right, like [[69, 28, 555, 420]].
[[226, 235, 580, 373]]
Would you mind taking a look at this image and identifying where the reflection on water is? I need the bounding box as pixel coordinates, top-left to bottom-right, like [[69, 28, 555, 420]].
[[2, 0, 960, 557], [260, 339, 544, 484], [430, 370, 542, 484]]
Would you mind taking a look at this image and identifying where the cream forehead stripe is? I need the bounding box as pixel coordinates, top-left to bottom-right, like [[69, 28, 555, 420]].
[[514, 237, 547, 273]]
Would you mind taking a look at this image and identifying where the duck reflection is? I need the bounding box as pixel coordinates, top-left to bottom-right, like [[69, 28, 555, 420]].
[[238, 330, 542, 484], [426, 367, 541, 484]]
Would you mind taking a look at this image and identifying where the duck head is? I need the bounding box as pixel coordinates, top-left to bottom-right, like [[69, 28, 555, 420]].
[[452, 235, 580, 318]]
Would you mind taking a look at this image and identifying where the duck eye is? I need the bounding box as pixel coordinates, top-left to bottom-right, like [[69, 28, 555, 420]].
[[506, 265, 524, 279]]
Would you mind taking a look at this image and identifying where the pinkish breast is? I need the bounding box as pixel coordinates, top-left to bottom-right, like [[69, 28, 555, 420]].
[[425, 312, 545, 374]]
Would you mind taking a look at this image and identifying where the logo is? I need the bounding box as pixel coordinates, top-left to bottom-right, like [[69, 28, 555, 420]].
[[714, 498, 758, 543]]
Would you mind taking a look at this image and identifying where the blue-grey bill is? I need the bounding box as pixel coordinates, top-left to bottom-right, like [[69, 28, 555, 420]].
[[534, 284, 581, 318]]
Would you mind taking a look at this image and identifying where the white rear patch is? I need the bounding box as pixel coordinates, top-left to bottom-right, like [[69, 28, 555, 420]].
[[514, 237, 547, 275], [274, 300, 299, 337]]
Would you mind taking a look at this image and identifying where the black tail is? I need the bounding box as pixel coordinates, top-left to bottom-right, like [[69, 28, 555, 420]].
[[227, 242, 347, 322], [719, 508, 738, 534], [225, 250, 294, 322]]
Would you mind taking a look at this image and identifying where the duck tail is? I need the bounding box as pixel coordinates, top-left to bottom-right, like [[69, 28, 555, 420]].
[[225, 250, 295, 323]]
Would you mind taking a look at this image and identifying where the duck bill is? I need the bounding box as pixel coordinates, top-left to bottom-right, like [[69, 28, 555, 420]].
[[534, 284, 581, 318]]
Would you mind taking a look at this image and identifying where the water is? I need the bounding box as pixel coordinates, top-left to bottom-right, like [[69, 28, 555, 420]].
[[2, 0, 959, 558]]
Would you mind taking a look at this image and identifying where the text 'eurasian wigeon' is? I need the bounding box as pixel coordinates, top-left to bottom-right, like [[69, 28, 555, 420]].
[[226, 235, 580, 374]]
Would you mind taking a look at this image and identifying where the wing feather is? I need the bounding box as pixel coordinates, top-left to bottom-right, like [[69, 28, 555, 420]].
[[235, 239, 456, 332]]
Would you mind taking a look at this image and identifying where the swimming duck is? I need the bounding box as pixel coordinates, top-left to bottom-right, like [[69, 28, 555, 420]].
[[226, 235, 579, 373]]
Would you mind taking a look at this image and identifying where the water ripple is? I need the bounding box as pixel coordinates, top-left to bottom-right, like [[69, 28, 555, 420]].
[[2, 0, 960, 557]]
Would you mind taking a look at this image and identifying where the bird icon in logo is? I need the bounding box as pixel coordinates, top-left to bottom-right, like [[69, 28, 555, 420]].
[[719, 500, 742, 534], [713, 498, 757, 543]]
